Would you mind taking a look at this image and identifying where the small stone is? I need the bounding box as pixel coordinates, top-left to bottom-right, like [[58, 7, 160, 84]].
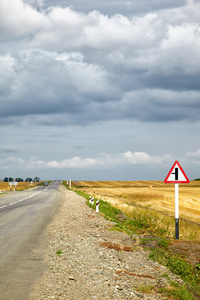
[[115, 285, 123, 290], [68, 277, 75, 280], [135, 291, 144, 298]]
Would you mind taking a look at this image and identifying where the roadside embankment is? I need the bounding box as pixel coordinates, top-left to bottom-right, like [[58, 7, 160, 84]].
[[30, 185, 184, 299]]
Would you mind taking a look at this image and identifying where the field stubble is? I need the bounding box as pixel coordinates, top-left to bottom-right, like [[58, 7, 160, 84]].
[[74, 181, 200, 241], [0, 181, 39, 192]]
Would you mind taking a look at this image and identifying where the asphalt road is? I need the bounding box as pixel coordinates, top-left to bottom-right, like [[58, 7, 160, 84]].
[[0, 181, 62, 300]]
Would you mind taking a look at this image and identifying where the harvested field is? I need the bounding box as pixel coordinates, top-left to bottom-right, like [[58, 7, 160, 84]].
[[0, 181, 39, 192], [73, 181, 200, 241]]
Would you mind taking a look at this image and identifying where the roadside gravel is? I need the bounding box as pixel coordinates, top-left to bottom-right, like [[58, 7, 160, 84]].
[[30, 185, 181, 300]]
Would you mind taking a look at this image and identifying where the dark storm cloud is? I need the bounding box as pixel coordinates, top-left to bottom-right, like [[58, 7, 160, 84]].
[[1, 0, 200, 127]]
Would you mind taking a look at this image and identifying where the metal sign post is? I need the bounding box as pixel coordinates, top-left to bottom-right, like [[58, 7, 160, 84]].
[[175, 183, 179, 239], [164, 160, 190, 240]]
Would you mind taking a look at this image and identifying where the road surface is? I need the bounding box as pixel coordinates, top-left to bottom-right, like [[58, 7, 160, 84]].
[[0, 181, 62, 300]]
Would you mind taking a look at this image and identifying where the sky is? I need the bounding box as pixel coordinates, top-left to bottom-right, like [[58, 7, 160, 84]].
[[0, 0, 200, 181]]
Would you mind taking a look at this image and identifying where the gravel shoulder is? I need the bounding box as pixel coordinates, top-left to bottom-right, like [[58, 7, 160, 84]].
[[30, 185, 180, 300]]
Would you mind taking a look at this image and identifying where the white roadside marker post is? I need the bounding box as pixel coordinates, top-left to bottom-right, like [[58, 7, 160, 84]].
[[164, 160, 190, 240], [69, 179, 71, 189], [96, 200, 99, 213], [89, 196, 92, 204]]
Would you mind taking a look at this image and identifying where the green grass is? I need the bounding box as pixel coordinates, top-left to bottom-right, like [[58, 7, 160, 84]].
[[65, 183, 200, 300], [157, 237, 170, 250], [136, 284, 155, 294], [63, 180, 72, 190], [69, 186, 122, 221], [148, 242, 200, 299], [159, 282, 195, 300]]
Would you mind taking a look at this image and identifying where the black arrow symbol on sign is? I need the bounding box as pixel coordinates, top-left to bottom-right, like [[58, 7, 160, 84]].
[[172, 167, 178, 180]]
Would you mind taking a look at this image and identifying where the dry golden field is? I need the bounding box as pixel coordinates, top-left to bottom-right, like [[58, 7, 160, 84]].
[[73, 181, 200, 240], [0, 181, 39, 192]]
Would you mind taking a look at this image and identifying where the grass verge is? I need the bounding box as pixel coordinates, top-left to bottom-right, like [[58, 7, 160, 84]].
[[65, 182, 200, 300]]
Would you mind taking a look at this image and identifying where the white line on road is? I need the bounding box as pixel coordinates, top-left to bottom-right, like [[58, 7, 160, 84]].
[[0, 205, 7, 209], [0, 190, 43, 210], [9, 201, 18, 206]]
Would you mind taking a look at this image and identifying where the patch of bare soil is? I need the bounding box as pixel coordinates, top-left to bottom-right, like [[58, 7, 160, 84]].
[[100, 241, 133, 252], [170, 240, 200, 267]]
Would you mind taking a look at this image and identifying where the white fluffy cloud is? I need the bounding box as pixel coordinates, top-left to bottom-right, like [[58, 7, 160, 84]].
[[186, 148, 200, 163], [122, 151, 171, 164], [0, 0, 48, 37], [0, 151, 171, 170]]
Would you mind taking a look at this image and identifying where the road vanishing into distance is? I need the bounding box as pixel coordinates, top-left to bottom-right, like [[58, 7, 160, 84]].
[[0, 181, 62, 300]]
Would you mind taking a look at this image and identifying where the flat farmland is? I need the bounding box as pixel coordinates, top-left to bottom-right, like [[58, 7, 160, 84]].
[[0, 181, 39, 192], [73, 181, 200, 240]]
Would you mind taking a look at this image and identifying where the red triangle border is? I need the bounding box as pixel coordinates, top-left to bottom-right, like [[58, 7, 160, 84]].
[[164, 160, 190, 183]]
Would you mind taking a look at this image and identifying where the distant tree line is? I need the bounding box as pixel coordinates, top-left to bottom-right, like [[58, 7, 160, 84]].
[[4, 177, 40, 182], [194, 178, 200, 181]]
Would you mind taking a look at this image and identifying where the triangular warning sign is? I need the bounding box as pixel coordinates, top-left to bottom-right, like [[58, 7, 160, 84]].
[[164, 160, 190, 183]]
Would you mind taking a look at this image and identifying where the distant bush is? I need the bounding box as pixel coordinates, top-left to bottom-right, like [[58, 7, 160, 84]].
[[194, 178, 200, 181], [4, 177, 14, 182], [15, 178, 23, 182], [33, 177, 40, 182], [25, 178, 32, 182]]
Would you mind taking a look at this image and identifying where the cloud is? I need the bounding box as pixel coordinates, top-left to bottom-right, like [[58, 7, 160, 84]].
[[43, 0, 194, 17], [0, 157, 25, 170], [0, 0, 200, 127], [25, 0, 44, 7], [0, 151, 171, 170], [0, 0, 48, 38], [47, 157, 97, 168], [118, 89, 200, 122], [122, 151, 171, 164], [186, 148, 200, 163], [0, 147, 19, 156]]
